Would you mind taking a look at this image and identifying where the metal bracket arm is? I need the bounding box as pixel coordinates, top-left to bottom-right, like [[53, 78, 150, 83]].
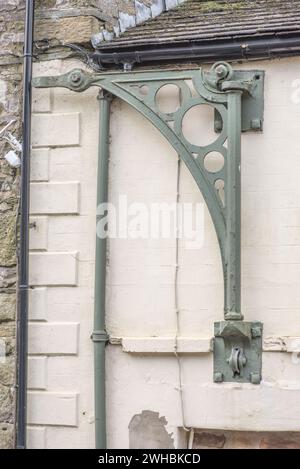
[[33, 62, 264, 383]]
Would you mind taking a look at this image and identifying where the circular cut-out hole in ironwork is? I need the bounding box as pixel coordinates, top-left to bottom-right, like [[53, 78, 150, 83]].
[[140, 85, 149, 96], [156, 84, 181, 114], [182, 104, 221, 147], [204, 151, 224, 173], [215, 179, 225, 206]]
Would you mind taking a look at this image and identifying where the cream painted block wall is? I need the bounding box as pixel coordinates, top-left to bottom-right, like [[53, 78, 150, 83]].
[[29, 57, 300, 449], [107, 57, 300, 447], [28, 60, 98, 449]]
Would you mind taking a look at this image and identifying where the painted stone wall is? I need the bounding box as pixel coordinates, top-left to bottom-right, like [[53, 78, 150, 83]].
[[1, 0, 175, 450], [4, 0, 300, 452], [27, 56, 300, 448], [27, 59, 99, 448], [105, 57, 300, 448], [0, 0, 173, 449]]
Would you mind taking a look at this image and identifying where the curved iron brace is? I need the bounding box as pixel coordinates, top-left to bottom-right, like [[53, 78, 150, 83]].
[[33, 63, 258, 321]]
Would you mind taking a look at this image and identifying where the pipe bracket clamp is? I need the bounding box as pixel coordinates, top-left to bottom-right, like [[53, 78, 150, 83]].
[[91, 330, 109, 343]]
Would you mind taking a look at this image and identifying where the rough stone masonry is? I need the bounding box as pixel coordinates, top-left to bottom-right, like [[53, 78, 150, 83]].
[[0, 0, 24, 450]]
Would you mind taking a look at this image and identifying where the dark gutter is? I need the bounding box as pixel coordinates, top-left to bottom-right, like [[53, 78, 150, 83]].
[[90, 35, 300, 69], [16, 0, 35, 449]]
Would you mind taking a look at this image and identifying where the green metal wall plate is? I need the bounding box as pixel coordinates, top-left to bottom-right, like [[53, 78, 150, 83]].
[[214, 321, 263, 384], [215, 70, 265, 132]]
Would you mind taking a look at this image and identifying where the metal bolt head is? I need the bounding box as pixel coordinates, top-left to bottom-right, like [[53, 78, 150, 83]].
[[214, 372, 223, 383], [215, 65, 227, 78], [251, 326, 262, 338], [250, 372, 261, 385], [250, 118, 262, 130], [71, 72, 82, 84]]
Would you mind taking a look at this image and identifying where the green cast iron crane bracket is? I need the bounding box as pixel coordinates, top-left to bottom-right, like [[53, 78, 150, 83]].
[[33, 62, 264, 383]]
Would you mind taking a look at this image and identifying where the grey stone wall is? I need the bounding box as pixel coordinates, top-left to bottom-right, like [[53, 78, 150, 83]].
[[0, 0, 24, 449]]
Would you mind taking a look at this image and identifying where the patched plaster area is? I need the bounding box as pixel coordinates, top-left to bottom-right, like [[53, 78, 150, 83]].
[[129, 410, 175, 449]]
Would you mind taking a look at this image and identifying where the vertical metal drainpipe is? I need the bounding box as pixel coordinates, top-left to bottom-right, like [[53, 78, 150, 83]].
[[16, 0, 35, 449], [91, 90, 111, 449]]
